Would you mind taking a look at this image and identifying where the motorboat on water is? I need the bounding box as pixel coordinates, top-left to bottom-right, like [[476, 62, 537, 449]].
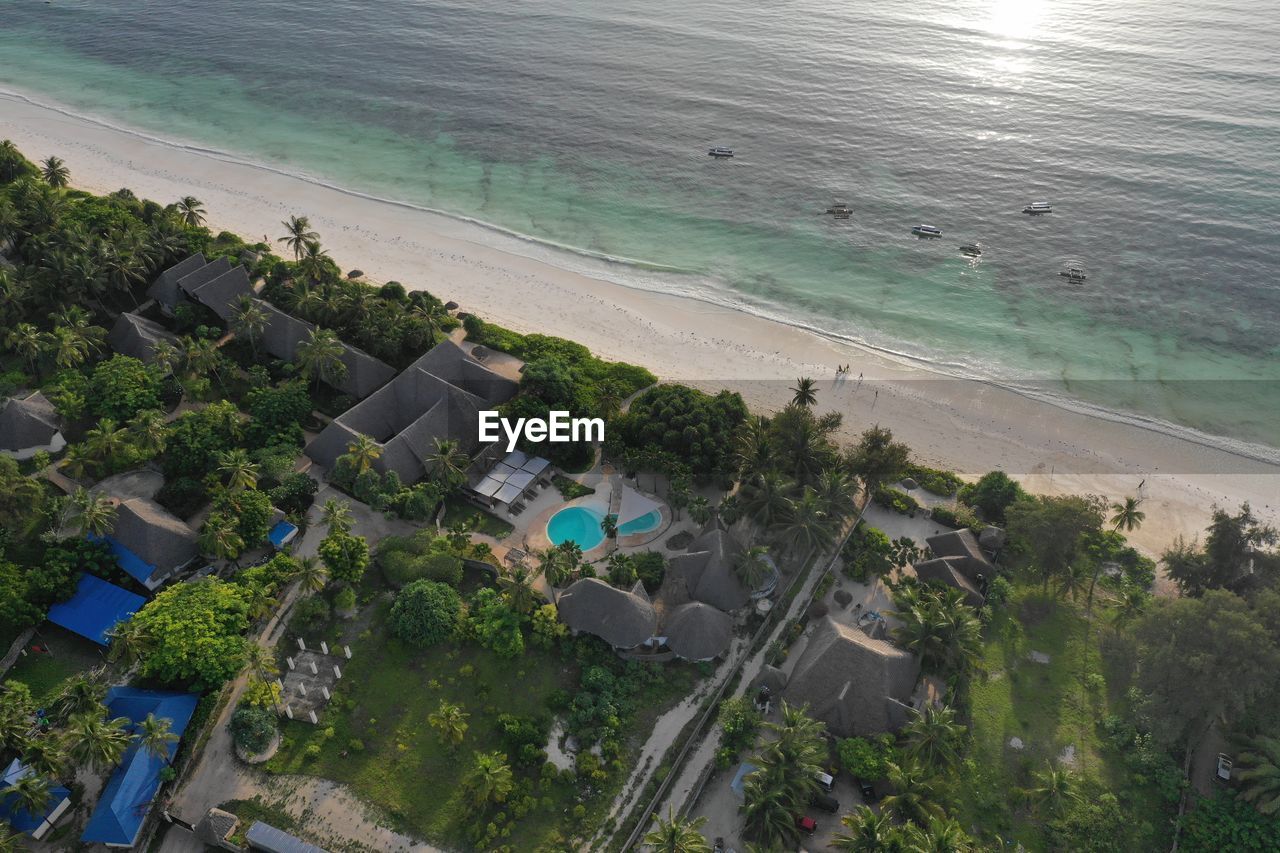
[[826, 202, 852, 218], [958, 243, 982, 256], [1023, 202, 1053, 215], [912, 224, 943, 238], [1059, 266, 1088, 281], [708, 147, 734, 158]]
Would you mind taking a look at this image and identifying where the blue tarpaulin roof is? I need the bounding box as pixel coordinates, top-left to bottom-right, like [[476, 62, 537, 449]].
[[81, 687, 199, 847], [45, 573, 145, 645], [89, 532, 157, 586], [246, 821, 329, 852], [268, 520, 298, 549], [0, 759, 70, 836]]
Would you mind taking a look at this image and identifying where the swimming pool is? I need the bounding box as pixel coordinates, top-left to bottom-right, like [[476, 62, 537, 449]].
[[546, 506, 606, 550], [617, 509, 662, 535]]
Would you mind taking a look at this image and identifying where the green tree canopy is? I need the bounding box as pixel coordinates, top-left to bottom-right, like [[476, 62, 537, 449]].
[[130, 579, 250, 688], [88, 355, 162, 421], [388, 579, 462, 647]]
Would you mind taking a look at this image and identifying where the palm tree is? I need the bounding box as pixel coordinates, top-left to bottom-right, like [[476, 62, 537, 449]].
[[780, 487, 832, 555], [279, 215, 319, 261], [643, 809, 711, 853], [790, 377, 818, 408], [735, 545, 774, 591], [47, 326, 90, 370], [319, 498, 354, 534], [538, 544, 580, 588], [687, 495, 711, 527], [136, 713, 179, 764], [1110, 495, 1145, 532], [341, 435, 381, 477], [241, 584, 278, 621], [740, 767, 799, 848], [1022, 761, 1076, 816], [175, 196, 206, 227], [83, 418, 130, 471], [899, 817, 974, 853], [890, 588, 982, 679], [600, 513, 619, 539], [831, 805, 899, 852], [179, 334, 223, 387], [217, 449, 260, 492], [498, 568, 540, 615], [0, 825, 22, 853], [462, 751, 513, 806], [199, 515, 244, 563], [296, 327, 347, 392], [1236, 735, 1280, 815], [1, 773, 52, 818], [816, 467, 858, 521], [290, 556, 330, 594], [881, 759, 945, 825], [106, 619, 151, 667], [298, 239, 331, 283], [428, 700, 470, 750], [41, 156, 70, 188], [65, 487, 117, 537], [49, 674, 106, 722], [62, 711, 132, 773], [129, 409, 169, 456], [903, 704, 965, 769], [230, 295, 268, 359], [734, 415, 773, 483], [717, 494, 741, 526], [6, 322, 44, 379], [424, 437, 469, 490], [18, 736, 67, 780], [740, 471, 793, 533]]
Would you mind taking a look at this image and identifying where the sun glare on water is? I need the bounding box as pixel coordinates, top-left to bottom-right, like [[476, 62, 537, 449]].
[[983, 0, 1047, 44]]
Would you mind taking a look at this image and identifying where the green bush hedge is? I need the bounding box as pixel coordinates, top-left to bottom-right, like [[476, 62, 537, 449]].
[[872, 486, 919, 515]]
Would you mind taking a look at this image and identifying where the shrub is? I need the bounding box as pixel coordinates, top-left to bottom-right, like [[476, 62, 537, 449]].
[[929, 503, 983, 532], [958, 470, 1025, 523], [905, 463, 963, 496], [230, 706, 277, 754], [837, 734, 897, 780], [841, 523, 894, 582], [333, 586, 356, 614], [270, 473, 318, 514], [295, 595, 330, 629], [872, 486, 919, 515], [631, 551, 666, 593], [389, 580, 462, 647], [89, 355, 162, 420]]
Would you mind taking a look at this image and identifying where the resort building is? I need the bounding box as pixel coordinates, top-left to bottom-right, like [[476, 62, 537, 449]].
[[91, 497, 200, 590], [252, 298, 395, 399], [106, 312, 180, 366], [667, 526, 753, 613], [925, 529, 995, 582], [0, 391, 65, 459], [45, 573, 146, 646], [245, 820, 331, 853], [81, 687, 199, 848], [467, 447, 554, 513], [556, 578, 657, 652], [912, 557, 985, 607], [148, 254, 254, 322], [782, 616, 919, 738], [0, 759, 71, 841], [662, 601, 734, 662], [307, 339, 518, 483]]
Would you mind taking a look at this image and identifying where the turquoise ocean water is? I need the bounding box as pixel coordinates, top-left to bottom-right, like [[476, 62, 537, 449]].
[[2, 0, 1278, 453]]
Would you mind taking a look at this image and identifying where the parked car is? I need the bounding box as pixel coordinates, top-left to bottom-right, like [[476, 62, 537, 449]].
[[1217, 754, 1233, 782], [815, 770, 835, 792], [858, 779, 878, 802], [795, 815, 817, 835], [810, 791, 840, 813]]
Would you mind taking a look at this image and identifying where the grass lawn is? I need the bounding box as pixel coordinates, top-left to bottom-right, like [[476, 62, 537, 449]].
[[952, 585, 1172, 850], [5, 626, 107, 703], [442, 498, 514, 539]]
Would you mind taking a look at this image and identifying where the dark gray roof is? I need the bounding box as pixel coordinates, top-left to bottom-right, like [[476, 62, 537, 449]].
[[187, 265, 253, 322], [195, 808, 239, 844], [337, 343, 396, 400], [257, 301, 394, 399], [925, 529, 993, 581], [174, 257, 231, 304], [753, 664, 788, 694], [783, 616, 918, 738], [913, 557, 984, 607], [146, 253, 206, 308], [245, 821, 328, 853], [305, 339, 515, 482], [112, 498, 198, 577], [107, 313, 179, 364], [664, 602, 733, 661], [683, 527, 750, 612], [413, 339, 519, 405], [260, 302, 316, 363], [557, 578, 656, 649], [0, 392, 62, 451]]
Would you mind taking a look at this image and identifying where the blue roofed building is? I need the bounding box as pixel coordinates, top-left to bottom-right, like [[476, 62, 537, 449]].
[[0, 759, 71, 840], [90, 497, 199, 590], [268, 519, 299, 550], [45, 573, 146, 645], [81, 687, 200, 848]]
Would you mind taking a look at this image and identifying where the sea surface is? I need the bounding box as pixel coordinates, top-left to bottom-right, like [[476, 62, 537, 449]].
[[2, 0, 1279, 453]]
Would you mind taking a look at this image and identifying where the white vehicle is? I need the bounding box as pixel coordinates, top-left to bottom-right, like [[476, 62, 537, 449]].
[[1217, 753, 1233, 782], [1023, 202, 1053, 214], [815, 770, 835, 792]]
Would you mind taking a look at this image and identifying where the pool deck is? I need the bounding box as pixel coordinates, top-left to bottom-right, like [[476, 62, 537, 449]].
[[522, 467, 672, 562]]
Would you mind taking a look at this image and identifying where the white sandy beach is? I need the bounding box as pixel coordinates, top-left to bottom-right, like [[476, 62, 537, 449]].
[[4, 91, 1277, 567]]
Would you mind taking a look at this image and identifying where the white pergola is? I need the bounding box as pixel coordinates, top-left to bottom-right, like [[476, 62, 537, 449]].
[[467, 450, 554, 508]]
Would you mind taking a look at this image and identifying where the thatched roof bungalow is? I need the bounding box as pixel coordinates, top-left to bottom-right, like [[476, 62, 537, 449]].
[[925, 529, 994, 581], [556, 578, 656, 650], [913, 557, 985, 607], [0, 392, 65, 459], [106, 313, 179, 366], [663, 602, 733, 661]]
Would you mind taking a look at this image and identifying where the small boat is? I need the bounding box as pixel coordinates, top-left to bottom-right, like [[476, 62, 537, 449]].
[[1023, 202, 1053, 215], [912, 224, 942, 238], [708, 147, 734, 158], [826, 202, 852, 219], [958, 243, 982, 256], [1059, 266, 1088, 281]]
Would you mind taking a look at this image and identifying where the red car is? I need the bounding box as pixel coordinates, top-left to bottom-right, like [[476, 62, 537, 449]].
[[795, 815, 817, 835]]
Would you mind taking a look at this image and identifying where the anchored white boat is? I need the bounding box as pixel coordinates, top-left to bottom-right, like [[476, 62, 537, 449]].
[[708, 147, 734, 158], [1023, 202, 1053, 214], [912, 224, 942, 238], [826, 202, 852, 218]]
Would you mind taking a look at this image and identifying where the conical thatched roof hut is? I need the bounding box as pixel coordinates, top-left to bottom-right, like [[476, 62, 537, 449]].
[[664, 602, 733, 661]]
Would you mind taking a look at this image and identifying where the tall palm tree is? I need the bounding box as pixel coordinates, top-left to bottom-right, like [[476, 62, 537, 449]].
[[890, 588, 982, 679], [65, 488, 117, 537], [734, 415, 773, 483], [717, 494, 741, 526], [199, 515, 244, 563], [740, 767, 799, 849], [18, 736, 67, 780], [290, 556, 330, 594], [129, 409, 169, 457], [241, 584, 278, 621], [217, 448, 260, 492], [1022, 761, 1076, 816], [780, 487, 832, 555], [279, 215, 319, 261], [881, 759, 945, 825], [538, 545, 580, 588], [1, 773, 52, 819], [899, 817, 974, 853], [498, 568, 540, 615], [298, 239, 331, 283], [230, 295, 268, 359], [179, 334, 223, 386], [740, 471, 793, 534], [643, 809, 711, 853], [5, 322, 44, 379], [296, 328, 347, 392], [1110, 495, 1145, 533], [424, 437, 469, 490], [903, 704, 965, 769], [831, 805, 899, 852], [790, 377, 818, 408], [62, 711, 132, 773], [136, 713, 179, 764], [428, 700, 470, 750], [149, 338, 180, 377], [41, 156, 70, 188], [1236, 735, 1280, 815], [319, 498, 354, 534], [106, 619, 151, 667], [462, 751, 512, 805], [816, 467, 858, 521], [47, 326, 90, 370], [49, 675, 107, 722], [687, 495, 711, 526], [735, 545, 774, 591], [175, 196, 206, 227], [84, 418, 130, 471]]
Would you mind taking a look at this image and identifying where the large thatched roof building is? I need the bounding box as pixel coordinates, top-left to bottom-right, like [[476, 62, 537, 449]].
[[107, 313, 179, 366], [782, 617, 918, 738], [556, 578, 656, 650], [663, 602, 733, 662], [913, 557, 984, 607], [0, 392, 65, 459], [94, 498, 199, 590], [925, 529, 994, 581], [667, 526, 751, 612]]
